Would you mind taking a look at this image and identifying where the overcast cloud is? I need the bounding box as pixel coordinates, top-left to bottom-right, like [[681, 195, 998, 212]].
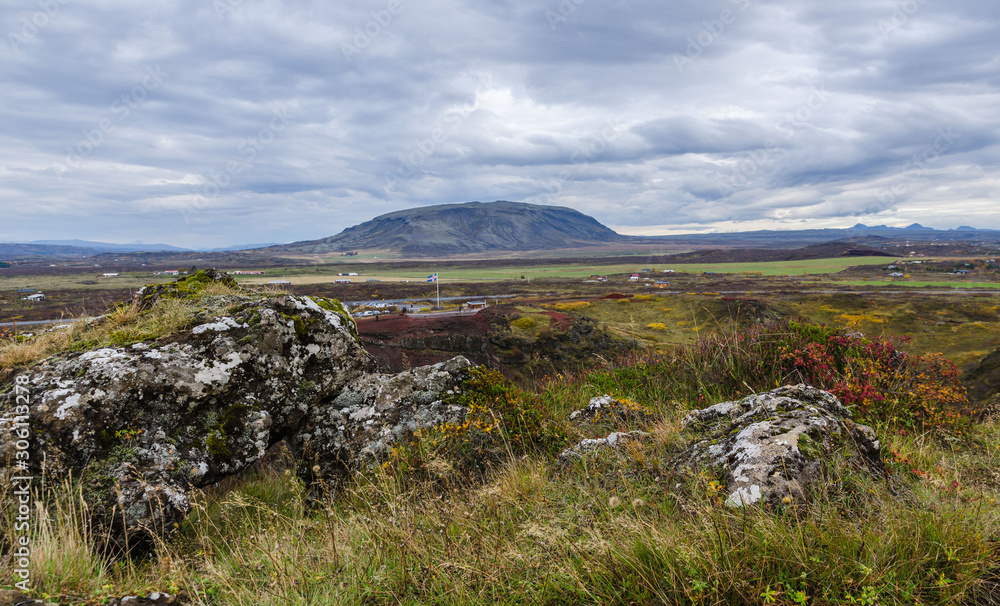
[[1, 0, 997, 248]]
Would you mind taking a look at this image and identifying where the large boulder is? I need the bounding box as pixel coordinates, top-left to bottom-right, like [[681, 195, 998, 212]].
[[0, 293, 471, 544], [678, 384, 883, 507]]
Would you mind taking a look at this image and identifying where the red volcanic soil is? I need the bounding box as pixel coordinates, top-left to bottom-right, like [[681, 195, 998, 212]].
[[539, 311, 572, 331], [355, 312, 493, 370]]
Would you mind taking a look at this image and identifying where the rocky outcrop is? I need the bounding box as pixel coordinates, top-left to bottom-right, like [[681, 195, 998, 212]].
[[557, 431, 651, 463], [296, 355, 473, 475], [678, 384, 883, 507], [0, 293, 472, 544]]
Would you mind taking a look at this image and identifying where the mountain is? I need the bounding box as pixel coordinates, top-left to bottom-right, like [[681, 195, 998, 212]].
[[206, 242, 281, 252], [30, 239, 190, 252], [275, 201, 624, 255]]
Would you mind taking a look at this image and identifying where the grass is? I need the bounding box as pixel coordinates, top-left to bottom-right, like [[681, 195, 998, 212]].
[[830, 280, 1000, 289], [3, 289, 1000, 604], [0, 278, 247, 374], [229, 257, 898, 285]]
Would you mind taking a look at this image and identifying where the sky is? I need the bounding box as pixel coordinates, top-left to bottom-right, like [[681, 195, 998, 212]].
[[1, 0, 998, 249]]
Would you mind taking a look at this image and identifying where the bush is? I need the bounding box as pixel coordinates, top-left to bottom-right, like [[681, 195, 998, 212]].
[[588, 320, 969, 432], [385, 367, 571, 480], [646, 323, 668, 331], [511, 316, 537, 329], [554, 301, 592, 311]]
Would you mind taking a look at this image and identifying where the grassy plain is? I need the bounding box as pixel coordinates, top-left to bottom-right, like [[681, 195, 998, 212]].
[[231, 257, 895, 285]]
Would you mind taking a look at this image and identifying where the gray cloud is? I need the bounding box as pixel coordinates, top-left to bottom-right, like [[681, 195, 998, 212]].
[[0, 0, 998, 248]]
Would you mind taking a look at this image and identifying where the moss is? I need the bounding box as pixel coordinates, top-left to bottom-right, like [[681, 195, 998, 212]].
[[206, 429, 231, 457], [292, 315, 307, 336], [314, 297, 359, 339], [247, 311, 261, 326], [797, 430, 824, 460]]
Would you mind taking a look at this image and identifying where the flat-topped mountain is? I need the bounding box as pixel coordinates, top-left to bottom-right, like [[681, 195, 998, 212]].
[[274, 201, 624, 256]]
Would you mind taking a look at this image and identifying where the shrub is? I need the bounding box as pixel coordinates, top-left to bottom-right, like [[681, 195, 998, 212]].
[[554, 301, 591, 311], [588, 320, 969, 432], [385, 367, 571, 479], [511, 316, 537, 329], [646, 323, 668, 331]]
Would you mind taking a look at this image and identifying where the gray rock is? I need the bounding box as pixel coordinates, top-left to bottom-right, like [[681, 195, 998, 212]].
[[678, 384, 883, 507], [557, 430, 651, 462], [568, 394, 653, 425], [0, 293, 472, 544]]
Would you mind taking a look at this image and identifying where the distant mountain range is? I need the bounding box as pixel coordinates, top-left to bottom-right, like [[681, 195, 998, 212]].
[[273, 201, 1000, 256], [29, 240, 190, 253], [0, 240, 277, 260], [5, 202, 1000, 261]]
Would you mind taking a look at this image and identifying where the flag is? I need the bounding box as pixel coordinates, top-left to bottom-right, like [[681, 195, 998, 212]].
[[427, 273, 438, 282]]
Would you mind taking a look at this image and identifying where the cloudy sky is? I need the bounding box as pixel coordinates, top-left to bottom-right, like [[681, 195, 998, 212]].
[[1, 0, 998, 248]]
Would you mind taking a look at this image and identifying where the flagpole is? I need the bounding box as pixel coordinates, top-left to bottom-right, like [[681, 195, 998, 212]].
[[436, 273, 440, 310]]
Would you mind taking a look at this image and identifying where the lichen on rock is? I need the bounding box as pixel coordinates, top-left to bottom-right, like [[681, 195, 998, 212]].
[[677, 384, 883, 508], [0, 284, 473, 547]]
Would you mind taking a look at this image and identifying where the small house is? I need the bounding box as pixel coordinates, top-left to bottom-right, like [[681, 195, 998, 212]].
[[334, 279, 351, 284], [102, 273, 120, 278], [25, 293, 46, 301], [629, 274, 640, 282], [467, 301, 487, 309]]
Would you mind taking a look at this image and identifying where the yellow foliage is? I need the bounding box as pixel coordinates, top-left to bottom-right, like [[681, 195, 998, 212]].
[[646, 323, 668, 331], [554, 301, 591, 311], [511, 316, 537, 329]]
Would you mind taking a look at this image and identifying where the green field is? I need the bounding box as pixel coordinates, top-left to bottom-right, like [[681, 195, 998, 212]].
[[831, 279, 1000, 289], [240, 256, 896, 284]]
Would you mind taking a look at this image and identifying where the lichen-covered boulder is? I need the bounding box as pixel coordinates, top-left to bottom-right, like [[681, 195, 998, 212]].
[[678, 384, 883, 507], [296, 355, 473, 475], [0, 293, 472, 545]]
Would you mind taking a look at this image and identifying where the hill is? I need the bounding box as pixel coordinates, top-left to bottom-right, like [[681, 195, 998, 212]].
[[273, 200, 624, 256]]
